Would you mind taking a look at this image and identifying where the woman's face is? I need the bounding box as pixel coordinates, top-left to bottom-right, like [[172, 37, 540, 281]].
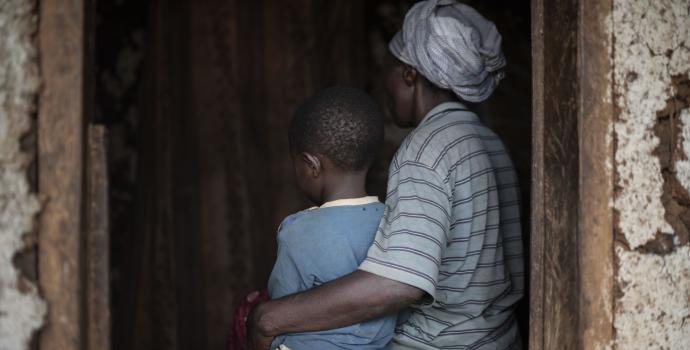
[[384, 58, 414, 128]]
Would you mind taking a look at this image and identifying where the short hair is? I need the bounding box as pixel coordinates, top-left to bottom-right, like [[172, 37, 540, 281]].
[[288, 87, 384, 171]]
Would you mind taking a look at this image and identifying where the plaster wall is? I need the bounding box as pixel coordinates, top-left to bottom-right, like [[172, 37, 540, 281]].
[[611, 0, 690, 348], [0, 0, 45, 349]]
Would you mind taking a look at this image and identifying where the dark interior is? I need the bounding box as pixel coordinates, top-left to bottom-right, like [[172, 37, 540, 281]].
[[95, 1, 531, 349]]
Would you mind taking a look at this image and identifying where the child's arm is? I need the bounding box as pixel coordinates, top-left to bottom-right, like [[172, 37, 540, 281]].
[[248, 269, 424, 350], [268, 213, 315, 299]]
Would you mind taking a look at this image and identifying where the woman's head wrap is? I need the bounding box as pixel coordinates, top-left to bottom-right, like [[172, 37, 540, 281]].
[[389, 0, 506, 102]]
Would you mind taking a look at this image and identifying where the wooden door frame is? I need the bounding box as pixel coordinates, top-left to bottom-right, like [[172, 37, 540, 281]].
[[38, 0, 109, 349], [38, 0, 89, 348], [35, 0, 617, 349], [530, 0, 615, 349]]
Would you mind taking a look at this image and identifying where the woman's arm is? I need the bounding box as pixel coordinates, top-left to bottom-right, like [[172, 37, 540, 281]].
[[247, 269, 424, 350]]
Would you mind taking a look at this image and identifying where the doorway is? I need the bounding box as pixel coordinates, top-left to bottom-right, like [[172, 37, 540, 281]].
[[93, 1, 532, 349]]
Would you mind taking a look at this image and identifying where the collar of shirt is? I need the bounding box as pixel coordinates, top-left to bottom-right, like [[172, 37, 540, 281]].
[[309, 196, 380, 210], [418, 101, 473, 126]]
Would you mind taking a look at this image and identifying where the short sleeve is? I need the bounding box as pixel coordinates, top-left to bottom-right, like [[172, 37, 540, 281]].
[[267, 218, 314, 299], [359, 160, 451, 302]]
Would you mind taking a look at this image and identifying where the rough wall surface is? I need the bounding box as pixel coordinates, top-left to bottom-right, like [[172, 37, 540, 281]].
[[612, 0, 690, 348], [0, 0, 45, 349]]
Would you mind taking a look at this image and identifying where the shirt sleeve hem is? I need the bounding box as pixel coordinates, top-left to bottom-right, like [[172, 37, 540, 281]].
[[359, 259, 436, 304]]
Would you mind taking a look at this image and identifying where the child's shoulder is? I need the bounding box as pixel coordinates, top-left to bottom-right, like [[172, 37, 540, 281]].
[[277, 209, 313, 235], [277, 203, 383, 239], [306, 202, 385, 233], [276, 207, 334, 238]]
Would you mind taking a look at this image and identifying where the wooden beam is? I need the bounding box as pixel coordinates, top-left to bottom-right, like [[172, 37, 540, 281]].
[[86, 125, 110, 350], [529, 0, 545, 347], [38, 0, 89, 348], [578, 0, 615, 348], [532, 0, 616, 348], [530, 0, 581, 349]]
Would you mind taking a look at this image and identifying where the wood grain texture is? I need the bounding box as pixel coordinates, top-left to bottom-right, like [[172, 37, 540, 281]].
[[529, 0, 545, 347], [578, 0, 615, 348], [531, 0, 581, 349], [86, 125, 111, 350], [38, 0, 87, 348]]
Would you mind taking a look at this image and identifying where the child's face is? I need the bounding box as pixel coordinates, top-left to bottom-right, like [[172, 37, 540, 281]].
[[291, 151, 323, 205]]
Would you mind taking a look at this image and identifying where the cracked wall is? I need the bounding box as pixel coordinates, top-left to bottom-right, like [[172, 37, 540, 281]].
[[612, 0, 690, 348], [0, 0, 46, 349]]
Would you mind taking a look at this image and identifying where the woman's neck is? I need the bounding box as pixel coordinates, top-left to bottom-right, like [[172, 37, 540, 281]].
[[412, 90, 458, 126]]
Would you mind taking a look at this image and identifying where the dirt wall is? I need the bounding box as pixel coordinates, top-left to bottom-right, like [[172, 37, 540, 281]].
[[611, 0, 690, 348], [0, 0, 45, 349]]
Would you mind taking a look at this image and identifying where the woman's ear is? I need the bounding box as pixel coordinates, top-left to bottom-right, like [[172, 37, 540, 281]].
[[402, 64, 417, 87], [300, 152, 322, 178]]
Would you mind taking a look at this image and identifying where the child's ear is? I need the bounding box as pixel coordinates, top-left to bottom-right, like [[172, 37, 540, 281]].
[[402, 64, 417, 86], [300, 152, 322, 178]]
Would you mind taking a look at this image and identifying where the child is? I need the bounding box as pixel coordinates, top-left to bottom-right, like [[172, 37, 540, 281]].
[[266, 87, 396, 350]]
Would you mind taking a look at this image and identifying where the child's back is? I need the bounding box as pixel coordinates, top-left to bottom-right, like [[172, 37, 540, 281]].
[[268, 198, 395, 350], [265, 86, 392, 349]]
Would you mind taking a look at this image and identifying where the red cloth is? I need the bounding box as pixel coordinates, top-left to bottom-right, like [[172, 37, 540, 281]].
[[228, 290, 270, 350]]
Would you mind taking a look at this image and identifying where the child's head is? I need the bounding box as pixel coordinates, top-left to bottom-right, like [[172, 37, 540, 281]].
[[288, 87, 384, 205]]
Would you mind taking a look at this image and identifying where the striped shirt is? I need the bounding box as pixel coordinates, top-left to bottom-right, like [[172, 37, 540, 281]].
[[359, 102, 524, 350]]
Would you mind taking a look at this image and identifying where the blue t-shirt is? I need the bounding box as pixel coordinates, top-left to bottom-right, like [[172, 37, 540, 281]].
[[268, 200, 396, 350]]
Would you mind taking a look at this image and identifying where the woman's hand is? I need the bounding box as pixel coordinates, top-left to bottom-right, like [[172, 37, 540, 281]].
[[246, 302, 274, 350]]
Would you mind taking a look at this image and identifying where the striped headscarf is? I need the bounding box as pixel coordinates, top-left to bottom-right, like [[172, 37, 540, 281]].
[[389, 0, 506, 102]]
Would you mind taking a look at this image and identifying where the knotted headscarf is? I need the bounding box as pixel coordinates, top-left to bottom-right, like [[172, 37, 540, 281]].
[[389, 0, 506, 102]]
